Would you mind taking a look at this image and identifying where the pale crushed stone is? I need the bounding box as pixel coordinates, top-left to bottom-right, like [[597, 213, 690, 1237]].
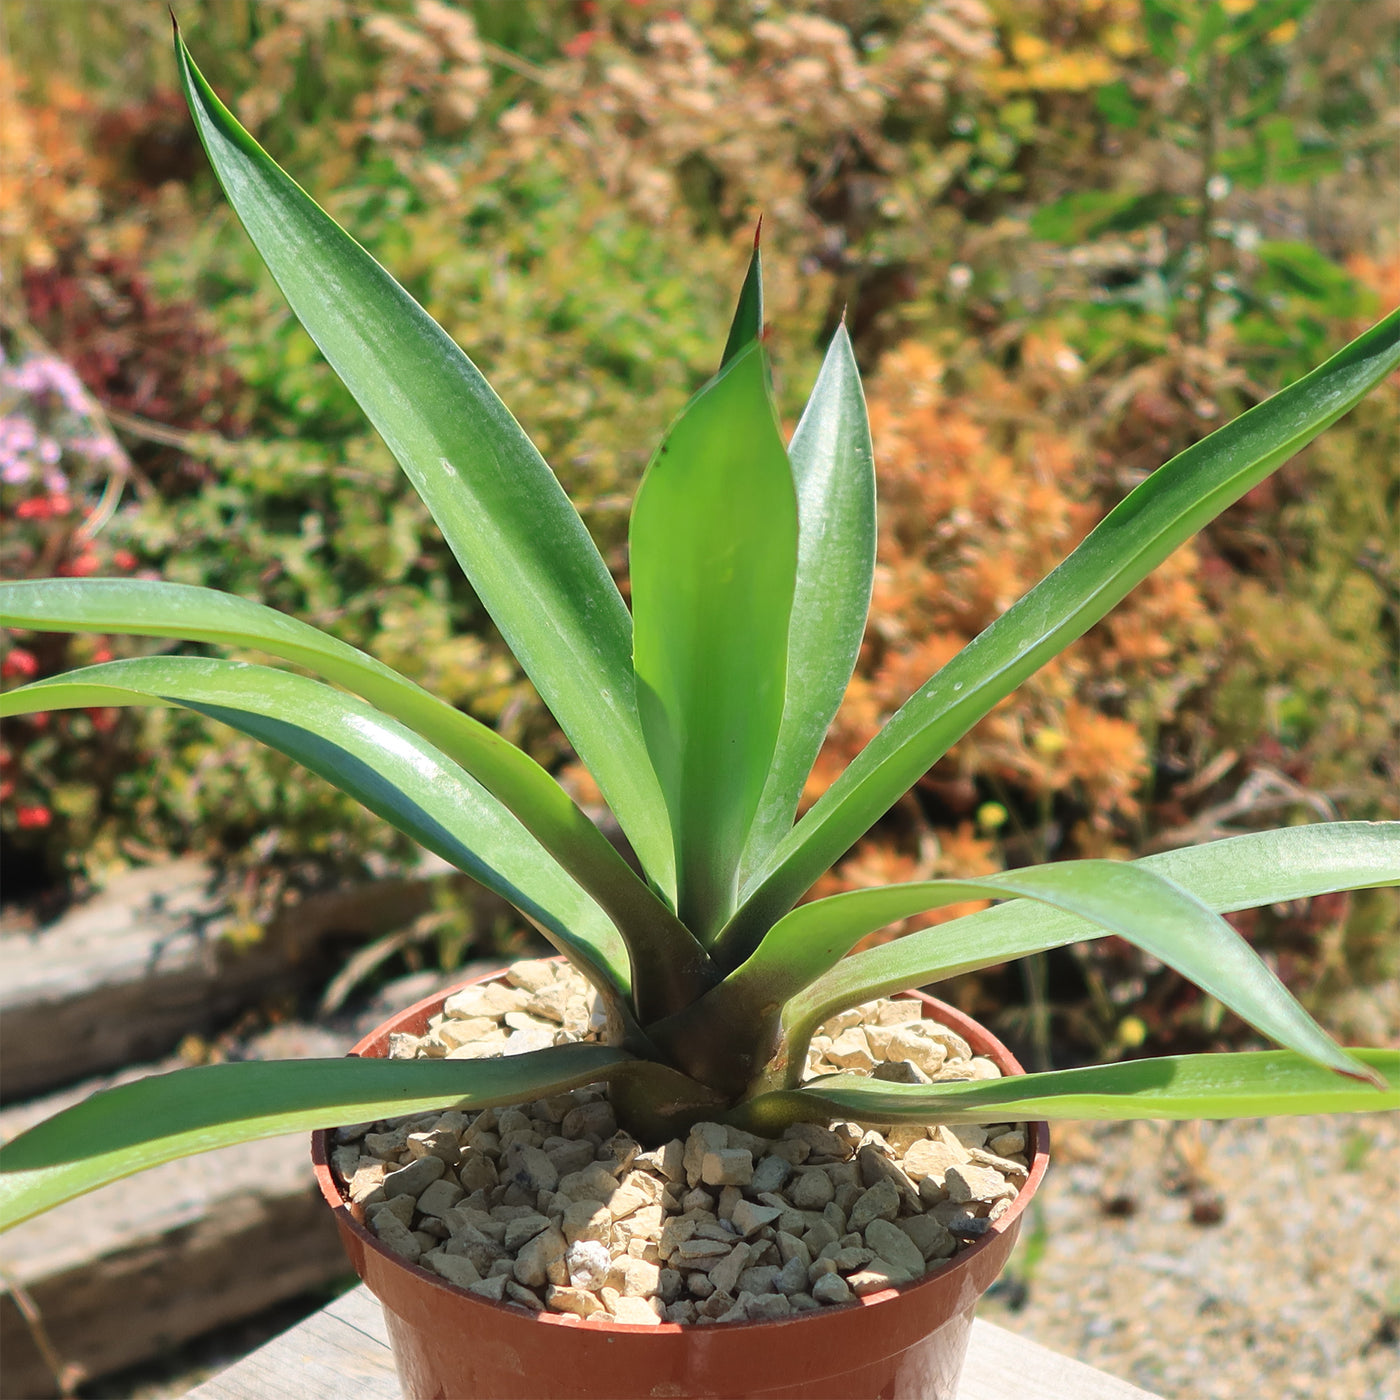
[[333, 957, 1030, 1327]]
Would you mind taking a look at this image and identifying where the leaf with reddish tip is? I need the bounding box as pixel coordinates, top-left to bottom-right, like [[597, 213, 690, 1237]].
[[720, 219, 764, 368]]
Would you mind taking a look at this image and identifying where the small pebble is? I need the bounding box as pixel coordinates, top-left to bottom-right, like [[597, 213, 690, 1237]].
[[565, 1239, 613, 1290], [812, 1272, 853, 1306]]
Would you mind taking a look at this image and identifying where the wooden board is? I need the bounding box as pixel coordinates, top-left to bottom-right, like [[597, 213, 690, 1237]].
[[0, 859, 445, 1101], [0, 948, 514, 1396], [187, 1288, 400, 1400], [0, 1122, 351, 1399], [959, 1319, 1162, 1399], [185, 1286, 1163, 1400]]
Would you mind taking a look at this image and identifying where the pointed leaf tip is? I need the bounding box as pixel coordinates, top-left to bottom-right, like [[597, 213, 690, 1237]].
[[1347, 1061, 1389, 1091], [732, 310, 873, 888], [631, 345, 795, 939], [720, 228, 765, 369], [754, 214, 764, 251]]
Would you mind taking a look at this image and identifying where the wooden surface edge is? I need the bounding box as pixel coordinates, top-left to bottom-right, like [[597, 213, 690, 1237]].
[[186, 1284, 1163, 1399], [961, 1316, 1162, 1399]]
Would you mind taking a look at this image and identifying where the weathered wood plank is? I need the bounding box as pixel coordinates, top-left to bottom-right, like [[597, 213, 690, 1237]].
[[0, 963, 513, 1398], [0, 859, 446, 1101], [186, 1288, 399, 1400], [960, 1318, 1161, 1399], [183, 1287, 1163, 1399], [0, 1020, 353, 1397], [0, 1120, 350, 1399]]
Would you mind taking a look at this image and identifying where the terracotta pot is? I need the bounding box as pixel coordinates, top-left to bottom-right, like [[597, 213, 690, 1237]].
[[312, 967, 1050, 1400]]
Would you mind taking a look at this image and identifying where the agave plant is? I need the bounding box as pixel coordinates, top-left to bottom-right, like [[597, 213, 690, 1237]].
[[2, 34, 1398, 1231]]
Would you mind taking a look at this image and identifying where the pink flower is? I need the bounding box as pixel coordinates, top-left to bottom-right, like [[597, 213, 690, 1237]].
[[0, 414, 38, 484], [4, 355, 87, 415]]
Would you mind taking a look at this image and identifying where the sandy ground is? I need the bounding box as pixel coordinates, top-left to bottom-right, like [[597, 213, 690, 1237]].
[[980, 1111, 1400, 1400]]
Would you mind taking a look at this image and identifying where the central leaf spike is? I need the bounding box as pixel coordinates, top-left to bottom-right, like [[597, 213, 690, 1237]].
[[630, 343, 797, 943]]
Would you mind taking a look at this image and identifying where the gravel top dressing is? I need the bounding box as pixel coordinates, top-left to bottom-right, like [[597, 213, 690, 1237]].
[[331, 957, 1029, 1326]]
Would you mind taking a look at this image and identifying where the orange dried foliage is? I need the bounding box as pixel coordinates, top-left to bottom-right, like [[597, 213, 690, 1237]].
[[0, 60, 101, 273], [1345, 251, 1400, 311], [807, 820, 1001, 951], [810, 334, 1223, 903]]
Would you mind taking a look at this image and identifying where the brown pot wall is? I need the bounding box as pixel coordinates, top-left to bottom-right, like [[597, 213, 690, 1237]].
[[312, 969, 1050, 1400]]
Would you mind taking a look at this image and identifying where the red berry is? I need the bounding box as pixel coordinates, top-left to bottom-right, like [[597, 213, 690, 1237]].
[[60, 551, 101, 577], [1, 648, 38, 679]]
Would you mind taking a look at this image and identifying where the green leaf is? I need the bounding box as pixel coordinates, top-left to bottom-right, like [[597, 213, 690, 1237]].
[[723, 310, 1400, 960], [0, 578, 713, 1021], [1094, 80, 1141, 130], [1029, 189, 1182, 244], [0, 658, 632, 1003], [631, 344, 797, 941], [1141, 0, 1186, 62], [664, 828, 1395, 1095], [1220, 120, 1344, 191], [0, 1046, 644, 1228], [720, 222, 764, 369], [1256, 241, 1363, 316], [728, 1050, 1400, 1138], [1221, 0, 1310, 53], [783, 823, 1400, 1073], [173, 34, 674, 900], [758, 860, 1379, 1083], [740, 323, 876, 881]]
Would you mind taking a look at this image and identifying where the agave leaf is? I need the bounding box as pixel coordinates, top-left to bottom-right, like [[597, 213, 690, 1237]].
[[0, 658, 632, 1004], [729, 862, 1383, 1086], [729, 1050, 1399, 1138], [720, 221, 763, 369], [662, 835, 1392, 1093], [0, 578, 712, 1020], [173, 35, 674, 900], [741, 323, 876, 879], [721, 308, 1400, 959], [0, 1046, 721, 1228], [631, 344, 797, 940], [787, 822, 1400, 1047]]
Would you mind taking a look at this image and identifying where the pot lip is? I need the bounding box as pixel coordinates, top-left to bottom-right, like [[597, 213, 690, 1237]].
[[312, 963, 1050, 1336]]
